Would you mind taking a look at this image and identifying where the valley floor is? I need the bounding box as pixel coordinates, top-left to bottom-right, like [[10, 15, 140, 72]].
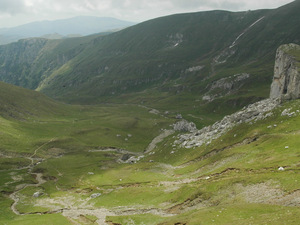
[[1, 100, 300, 224]]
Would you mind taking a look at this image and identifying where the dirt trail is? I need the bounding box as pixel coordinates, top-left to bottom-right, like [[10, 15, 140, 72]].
[[7, 130, 181, 224], [89, 148, 141, 156], [9, 172, 47, 215], [8, 138, 55, 215]]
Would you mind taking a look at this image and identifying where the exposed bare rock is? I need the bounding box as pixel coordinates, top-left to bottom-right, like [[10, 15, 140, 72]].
[[203, 73, 250, 102], [33, 191, 44, 198], [173, 120, 197, 132], [90, 193, 101, 198], [176, 98, 279, 149], [270, 43, 300, 100]]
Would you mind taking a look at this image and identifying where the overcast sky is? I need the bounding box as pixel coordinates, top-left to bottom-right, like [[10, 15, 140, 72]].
[[0, 0, 295, 28]]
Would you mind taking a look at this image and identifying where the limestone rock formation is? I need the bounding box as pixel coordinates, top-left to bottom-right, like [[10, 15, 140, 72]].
[[175, 43, 300, 149], [270, 43, 300, 100], [173, 120, 197, 132], [175, 98, 279, 149], [203, 73, 250, 102]]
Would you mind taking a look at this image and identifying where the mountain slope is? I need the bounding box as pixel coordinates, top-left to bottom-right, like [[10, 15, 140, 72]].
[[38, 1, 299, 98], [0, 46, 299, 224], [0, 1, 299, 126], [0, 81, 65, 120], [0, 34, 98, 89]]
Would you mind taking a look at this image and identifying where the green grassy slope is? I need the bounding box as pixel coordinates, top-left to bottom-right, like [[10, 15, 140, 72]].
[[1, 85, 300, 224], [38, 1, 299, 103], [0, 1, 298, 123], [0, 81, 66, 120]]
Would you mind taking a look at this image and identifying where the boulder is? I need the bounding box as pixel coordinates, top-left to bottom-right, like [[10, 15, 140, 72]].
[[91, 193, 101, 198], [33, 191, 43, 198], [173, 120, 197, 132], [121, 154, 132, 161]]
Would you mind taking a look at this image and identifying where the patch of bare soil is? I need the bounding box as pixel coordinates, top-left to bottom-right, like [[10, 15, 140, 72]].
[[237, 181, 300, 206]]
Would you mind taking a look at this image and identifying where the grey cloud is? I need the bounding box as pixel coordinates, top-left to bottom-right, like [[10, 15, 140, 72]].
[[0, 0, 26, 14], [0, 0, 294, 28], [167, 0, 245, 11]]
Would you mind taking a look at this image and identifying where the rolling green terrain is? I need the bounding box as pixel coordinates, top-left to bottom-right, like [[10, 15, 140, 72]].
[[0, 1, 300, 224], [0, 44, 300, 224]]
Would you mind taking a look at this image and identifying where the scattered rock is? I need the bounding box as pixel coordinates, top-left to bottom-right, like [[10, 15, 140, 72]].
[[281, 108, 296, 117], [176, 98, 279, 149], [173, 120, 197, 132], [203, 73, 250, 102], [202, 95, 214, 102], [186, 65, 204, 73], [149, 109, 160, 115], [88, 172, 94, 175], [33, 191, 43, 198], [122, 155, 144, 164], [121, 154, 132, 161], [176, 114, 183, 119], [90, 193, 101, 198]]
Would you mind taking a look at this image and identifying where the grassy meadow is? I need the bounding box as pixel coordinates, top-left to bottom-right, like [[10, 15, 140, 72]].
[[1, 78, 300, 224]]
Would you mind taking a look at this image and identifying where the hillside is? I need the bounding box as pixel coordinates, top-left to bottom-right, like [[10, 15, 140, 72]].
[[0, 16, 135, 45], [0, 81, 66, 120], [0, 45, 299, 224], [0, 1, 299, 127]]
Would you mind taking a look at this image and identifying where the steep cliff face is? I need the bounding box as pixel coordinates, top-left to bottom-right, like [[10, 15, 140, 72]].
[[270, 43, 300, 100], [0, 39, 48, 88], [0, 37, 88, 90]]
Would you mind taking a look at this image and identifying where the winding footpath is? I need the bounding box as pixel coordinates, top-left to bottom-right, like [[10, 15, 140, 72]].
[[9, 173, 47, 215], [9, 138, 55, 215], [7, 135, 176, 224]]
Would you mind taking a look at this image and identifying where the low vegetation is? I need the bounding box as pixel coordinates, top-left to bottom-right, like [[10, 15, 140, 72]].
[[0, 76, 299, 224]]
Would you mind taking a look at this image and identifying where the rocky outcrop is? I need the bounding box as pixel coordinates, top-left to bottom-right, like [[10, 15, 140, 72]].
[[270, 43, 300, 100], [202, 73, 250, 102], [173, 120, 197, 133], [175, 43, 300, 149], [175, 98, 279, 149]]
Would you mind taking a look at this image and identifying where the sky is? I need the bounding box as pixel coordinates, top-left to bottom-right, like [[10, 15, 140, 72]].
[[0, 0, 295, 28]]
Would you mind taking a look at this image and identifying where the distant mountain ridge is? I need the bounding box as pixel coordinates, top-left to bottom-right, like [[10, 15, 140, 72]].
[[0, 16, 135, 45]]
